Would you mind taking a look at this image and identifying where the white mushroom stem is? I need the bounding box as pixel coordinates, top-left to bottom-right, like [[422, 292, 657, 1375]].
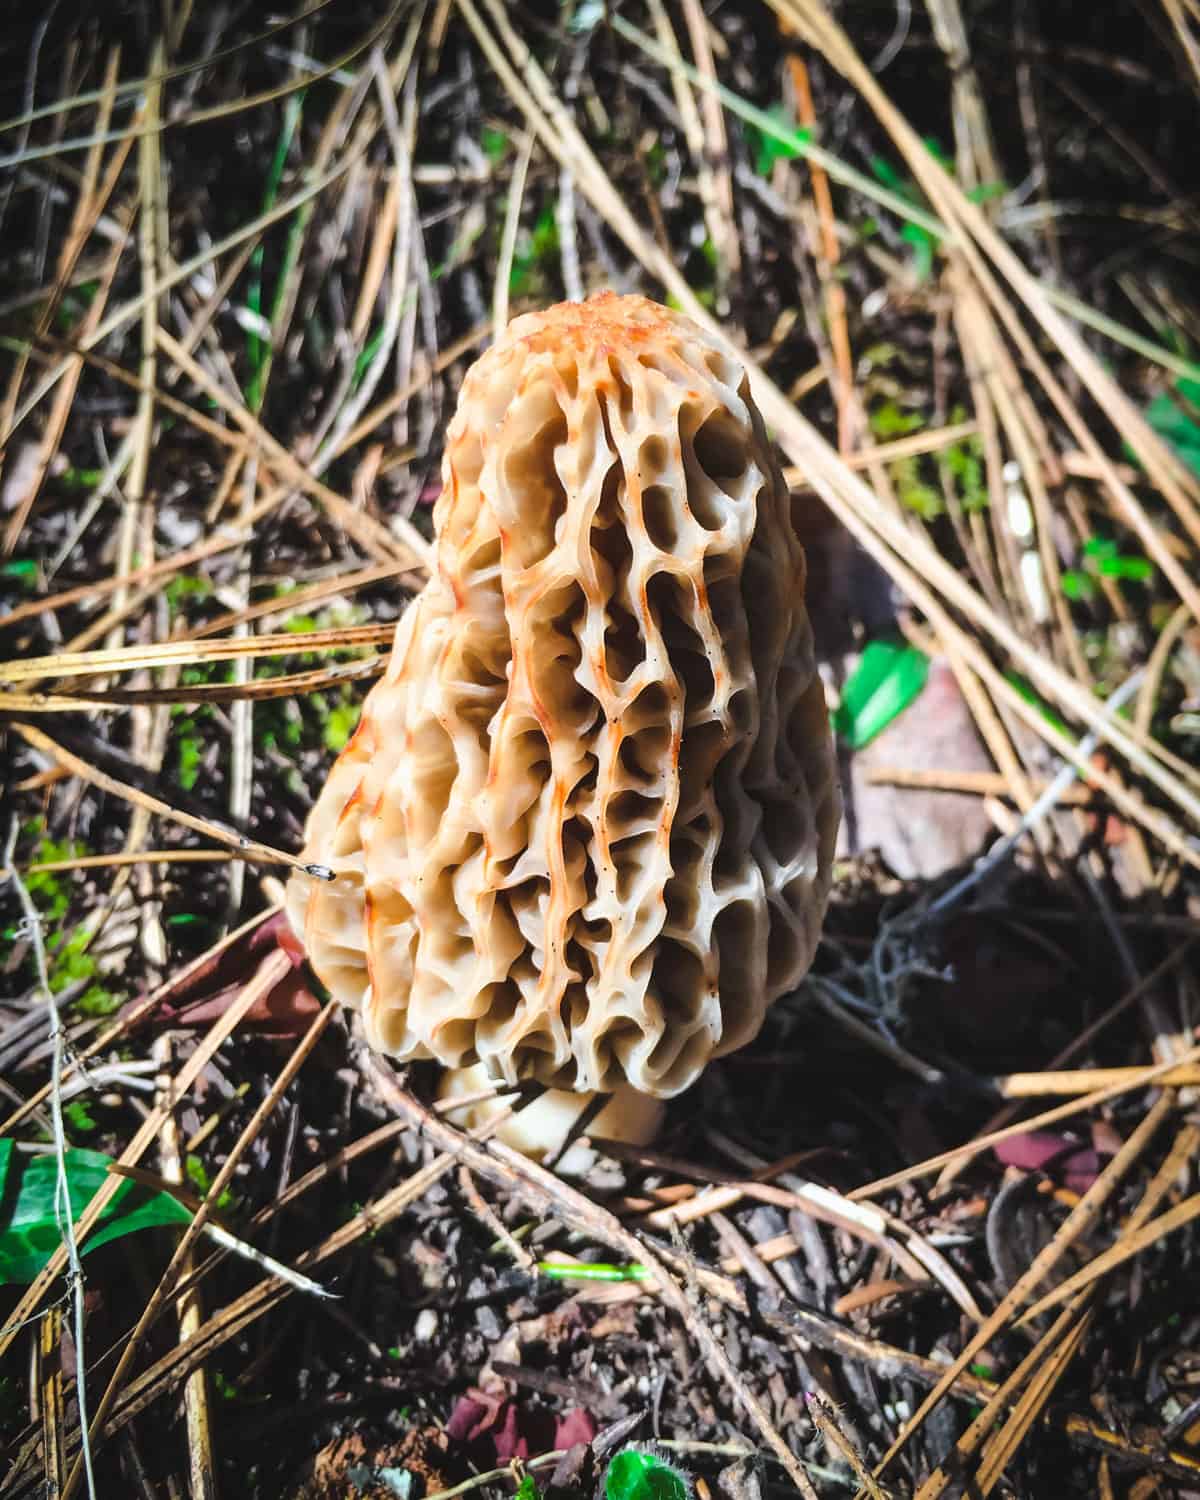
[[437, 1063, 666, 1163]]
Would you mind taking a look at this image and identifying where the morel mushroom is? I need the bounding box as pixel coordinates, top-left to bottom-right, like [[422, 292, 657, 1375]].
[[287, 292, 839, 1153]]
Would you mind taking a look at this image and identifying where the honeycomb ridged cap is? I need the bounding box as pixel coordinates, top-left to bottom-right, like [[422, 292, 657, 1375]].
[[287, 292, 840, 1098]]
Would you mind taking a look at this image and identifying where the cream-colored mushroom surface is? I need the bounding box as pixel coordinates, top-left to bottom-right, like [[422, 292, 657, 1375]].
[[287, 292, 839, 1100]]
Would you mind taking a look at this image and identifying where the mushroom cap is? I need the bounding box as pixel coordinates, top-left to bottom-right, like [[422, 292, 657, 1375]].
[[287, 292, 840, 1098]]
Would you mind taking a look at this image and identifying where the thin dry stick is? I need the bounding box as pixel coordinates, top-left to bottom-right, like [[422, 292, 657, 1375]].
[[182, 561, 407, 641], [974, 1319, 1092, 1494], [24, 849, 236, 874], [806, 1393, 884, 1499], [457, 1166, 536, 1272], [865, 767, 1092, 803], [368, 1065, 826, 1500], [155, 327, 414, 563], [38, 1306, 66, 1496], [997, 1064, 1200, 1096], [98, 1097, 525, 1445], [771, 0, 1200, 565], [677, 0, 740, 301], [1018, 1189, 1200, 1326], [786, 52, 854, 453], [1162, 0, 1200, 87], [3, 180, 134, 553], [5, 147, 364, 446], [1135, 602, 1191, 739], [781, 420, 978, 483], [0, 40, 115, 427], [926, 1303, 1094, 1500], [2, 485, 294, 632]]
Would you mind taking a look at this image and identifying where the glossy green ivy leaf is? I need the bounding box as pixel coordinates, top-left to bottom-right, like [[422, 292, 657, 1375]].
[[832, 641, 929, 750], [606, 1449, 690, 1500], [0, 1143, 192, 1285]]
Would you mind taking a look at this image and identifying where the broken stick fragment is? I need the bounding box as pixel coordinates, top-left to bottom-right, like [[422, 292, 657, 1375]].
[[287, 292, 840, 1155]]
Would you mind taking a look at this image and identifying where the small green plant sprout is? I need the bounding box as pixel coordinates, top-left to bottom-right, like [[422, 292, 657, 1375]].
[[868, 402, 944, 519], [510, 201, 561, 297], [938, 409, 988, 512], [51, 926, 119, 1018], [164, 572, 212, 617], [480, 125, 509, 164], [1061, 536, 1155, 602], [321, 696, 361, 754], [606, 1447, 692, 1500], [747, 103, 812, 177], [172, 709, 206, 791], [870, 139, 1005, 281]]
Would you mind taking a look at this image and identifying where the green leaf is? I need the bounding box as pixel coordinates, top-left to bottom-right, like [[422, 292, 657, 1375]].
[[0, 558, 38, 586], [901, 222, 937, 281], [1144, 382, 1200, 477], [748, 105, 811, 176], [869, 400, 924, 439], [323, 700, 361, 754], [514, 1475, 542, 1500], [869, 155, 904, 193], [1060, 570, 1096, 602], [63, 1101, 97, 1137], [0, 1147, 192, 1285], [606, 1449, 690, 1500], [480, 127, 508, 163], [1082, 536, 1119, 562], [892, 455, 943, 520], [832, 641, 929, 750], [1097, 553, 1153, 582]]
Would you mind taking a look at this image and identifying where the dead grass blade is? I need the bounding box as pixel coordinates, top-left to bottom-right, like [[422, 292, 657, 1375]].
[[3, 656, 385, 713], [0, 624, 393, 684]]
